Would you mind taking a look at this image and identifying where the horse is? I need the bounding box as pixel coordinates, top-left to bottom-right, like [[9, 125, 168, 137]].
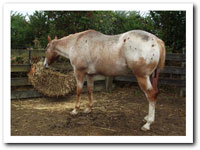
[[44, 30, 166, 131]]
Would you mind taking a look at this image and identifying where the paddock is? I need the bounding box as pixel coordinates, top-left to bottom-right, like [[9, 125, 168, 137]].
[[11, 49, 186, 136], [11, 85, 185, 136]]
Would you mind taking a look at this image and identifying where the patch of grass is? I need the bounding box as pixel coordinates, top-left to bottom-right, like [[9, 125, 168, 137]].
[[134, 90, 139, 97]]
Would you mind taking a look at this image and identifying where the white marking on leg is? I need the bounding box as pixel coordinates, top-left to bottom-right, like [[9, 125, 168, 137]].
[[144, 115, 149, 122], [148, 101, 156, 123], [84, 107, 92, 114], [70, 108, 79, 115], [146, 76, 152, 90], [142, 101, 156, 131]]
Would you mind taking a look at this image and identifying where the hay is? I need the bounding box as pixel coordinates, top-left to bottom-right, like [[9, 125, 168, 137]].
[[28, 61, 76, 97]]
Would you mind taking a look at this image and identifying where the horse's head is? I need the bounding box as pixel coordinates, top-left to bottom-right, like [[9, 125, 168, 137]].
[[44, 35, 59, 68]]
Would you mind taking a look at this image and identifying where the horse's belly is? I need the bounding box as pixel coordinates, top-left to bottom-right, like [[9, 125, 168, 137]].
[[92, 60, 130, 76]]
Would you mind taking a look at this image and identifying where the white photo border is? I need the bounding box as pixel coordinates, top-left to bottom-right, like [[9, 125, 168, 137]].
[[3, 3, 193, 143]]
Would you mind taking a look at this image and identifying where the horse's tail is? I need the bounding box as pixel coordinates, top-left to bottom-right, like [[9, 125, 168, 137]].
[[157, 38, 166, 72], [150, 38, 166, 92]]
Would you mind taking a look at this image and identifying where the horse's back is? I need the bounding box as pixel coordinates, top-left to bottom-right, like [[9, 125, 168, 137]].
[[71, 30, 161, 76]]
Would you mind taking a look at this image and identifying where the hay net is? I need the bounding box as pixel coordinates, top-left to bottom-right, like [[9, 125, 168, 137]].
[[28, 61, 76, 97]]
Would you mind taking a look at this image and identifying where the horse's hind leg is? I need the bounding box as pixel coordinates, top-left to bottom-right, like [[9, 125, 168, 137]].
[[70, 69, 86, 115], [136, 75, 158, 131], [84, 75, 94, 113]]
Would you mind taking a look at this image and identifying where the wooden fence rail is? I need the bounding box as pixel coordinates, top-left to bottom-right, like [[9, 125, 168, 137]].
[[11, 63, 72, 72], [11, 49, 186, 99], [11, 49, 186, 61], [114, 76, 185, 86], [11, 64, 185, 75]]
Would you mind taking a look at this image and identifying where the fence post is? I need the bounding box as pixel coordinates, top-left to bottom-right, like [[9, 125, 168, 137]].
[[28, 49, 32, 66], [105, 76, 113, 92], [180, 60, 186, 97]]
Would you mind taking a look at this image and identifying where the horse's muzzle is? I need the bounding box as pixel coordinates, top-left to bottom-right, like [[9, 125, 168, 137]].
[[43, 58, 49, 68]]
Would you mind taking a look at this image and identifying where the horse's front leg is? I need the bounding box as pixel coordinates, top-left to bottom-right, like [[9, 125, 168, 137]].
[[84, 75, 94, 113], [70, 69, 86, 115]]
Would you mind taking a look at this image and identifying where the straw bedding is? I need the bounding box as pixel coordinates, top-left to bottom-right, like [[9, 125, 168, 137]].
[[28, 62, 76, 97]]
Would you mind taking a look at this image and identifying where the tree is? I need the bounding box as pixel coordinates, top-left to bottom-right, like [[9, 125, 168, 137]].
[[11, 10, 186, 54], [11, 12, 29, 48], [150, 11, 186, 53], [28, 11, 50, 48]]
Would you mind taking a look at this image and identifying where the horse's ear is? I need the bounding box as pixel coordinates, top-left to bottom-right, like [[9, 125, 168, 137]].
[[48, 35, 51, 42], [54, 36, 58, 40]]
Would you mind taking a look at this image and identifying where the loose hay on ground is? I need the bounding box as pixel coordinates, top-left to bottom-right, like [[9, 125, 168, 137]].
[[28, 61, 76, 97]]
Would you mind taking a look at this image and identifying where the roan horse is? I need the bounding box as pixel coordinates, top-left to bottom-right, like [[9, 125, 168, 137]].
[[44, 30, 166, 131]]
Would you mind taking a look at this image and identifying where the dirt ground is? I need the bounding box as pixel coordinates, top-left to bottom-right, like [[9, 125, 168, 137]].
[[11, 85, 186, 136]]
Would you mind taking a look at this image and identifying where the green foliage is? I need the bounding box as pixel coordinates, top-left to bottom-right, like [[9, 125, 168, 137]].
[[11, 10, 186, 53], [150, 11, 186, 53], [28, 11, 50, 48], [11, 12, 29, 48]]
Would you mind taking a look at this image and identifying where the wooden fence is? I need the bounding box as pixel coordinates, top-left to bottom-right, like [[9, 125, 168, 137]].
[[11, 49, 186, 99]]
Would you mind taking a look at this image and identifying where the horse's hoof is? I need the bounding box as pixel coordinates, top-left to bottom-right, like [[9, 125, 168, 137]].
[[83, 107, 92, 114], [70, 109, 78, 116], [141, 126, 149, 131], [141, 123, 150, 131]]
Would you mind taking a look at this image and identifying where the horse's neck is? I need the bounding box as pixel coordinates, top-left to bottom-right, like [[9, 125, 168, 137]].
[[54, 37, 73, 59]]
